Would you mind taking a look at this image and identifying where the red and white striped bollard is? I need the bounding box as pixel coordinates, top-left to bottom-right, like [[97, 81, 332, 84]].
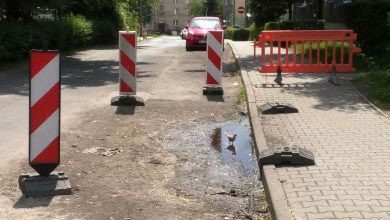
[[29, 50, 60, 176], [203, 30, 224, 95], [111, 31, 144, 106]]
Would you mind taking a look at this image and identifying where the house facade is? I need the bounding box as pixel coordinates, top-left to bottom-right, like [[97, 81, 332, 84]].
[[223, 0, 248, 27], [152, 0, 191, 33]]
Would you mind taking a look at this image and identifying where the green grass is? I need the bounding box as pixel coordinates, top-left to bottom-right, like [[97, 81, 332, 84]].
[[236, 80, 247, 105], [291, 41, 353, 65], [292, 41, 390, 107]]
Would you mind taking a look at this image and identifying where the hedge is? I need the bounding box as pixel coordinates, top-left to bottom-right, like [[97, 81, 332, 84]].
[[224, 27, 250, 41], [344, 1, 390, 55], [249, 23, 262, 41], [263, 20, 325, 31], [0, 14, 97, 64]]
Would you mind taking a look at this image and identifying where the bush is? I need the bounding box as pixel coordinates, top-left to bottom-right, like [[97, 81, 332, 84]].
[[249, 23, 262, 41], [367, 69, 390, 104], [232, 28, 250, 41], [263, 20, 325, 30], [59, 14, 93, 49], [263, 22, 280, 30], [0, 22, 33, 62], [344, 1, 390, 55], [224, 27, 250, 41], [92, 19, 117, 44], [0, 15, 93, 64], [224, 27, 235, 39]]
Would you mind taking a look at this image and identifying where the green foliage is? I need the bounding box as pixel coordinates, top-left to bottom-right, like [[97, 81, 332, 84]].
[[92, 19, 117, 44], [367, 69, 390, 104], [263, 22, 280, 30], [263, 20, 325, 30], [344, 1, 390, 55], [0, 22, 33, 62], [224, 27, 250, 41], [224, 27, 234, 40], [188, 0, 223, 17], [249, 0, 287, 26], [249, 23, 262, 41], [60, 14, 93, 49]]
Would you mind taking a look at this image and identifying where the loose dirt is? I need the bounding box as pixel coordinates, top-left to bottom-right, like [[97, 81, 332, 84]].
[[0, 43, 270, 220]]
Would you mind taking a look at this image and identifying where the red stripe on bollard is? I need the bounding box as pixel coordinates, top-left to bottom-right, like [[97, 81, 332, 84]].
[[29, 50, 60, 176], [208, 46, 221, 71], [120, 50, 136, 77]]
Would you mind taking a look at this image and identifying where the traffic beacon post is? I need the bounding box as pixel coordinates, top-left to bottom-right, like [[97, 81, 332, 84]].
[[19, 50, 71, 197], [203, 30, 224, 95], [111, 30, 145, 106]]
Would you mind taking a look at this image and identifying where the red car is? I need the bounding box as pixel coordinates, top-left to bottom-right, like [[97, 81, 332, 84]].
[[185, 16, 223, 51]]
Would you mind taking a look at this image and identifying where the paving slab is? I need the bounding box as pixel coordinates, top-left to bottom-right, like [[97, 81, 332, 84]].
[[229, 40, 390, 220]]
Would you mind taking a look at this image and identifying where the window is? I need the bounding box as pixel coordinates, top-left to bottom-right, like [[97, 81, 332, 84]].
[[173, 19, 178, 27], [173, 0, 177, 4], [174, 8, 178, 15]]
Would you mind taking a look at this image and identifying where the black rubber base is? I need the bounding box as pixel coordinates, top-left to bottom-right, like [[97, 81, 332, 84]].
[[30, 163, 59, 177], [111, 95, 145, 106], [19, 171, 72, 197], [202, 86, 224, 95]]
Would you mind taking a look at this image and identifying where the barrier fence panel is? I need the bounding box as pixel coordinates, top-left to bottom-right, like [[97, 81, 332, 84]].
[[29, 50, 60, 176], [255, 30, 361, 73]]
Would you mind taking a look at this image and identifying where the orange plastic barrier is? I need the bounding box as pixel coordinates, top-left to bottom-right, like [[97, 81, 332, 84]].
[[255, 30, 361, 73]]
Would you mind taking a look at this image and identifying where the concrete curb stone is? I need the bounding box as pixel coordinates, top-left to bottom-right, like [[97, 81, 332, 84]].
[[227, 40, 293, 220]]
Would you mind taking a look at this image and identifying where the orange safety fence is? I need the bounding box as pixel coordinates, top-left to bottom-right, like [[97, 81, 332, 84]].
[[254, 30, 362, 73]]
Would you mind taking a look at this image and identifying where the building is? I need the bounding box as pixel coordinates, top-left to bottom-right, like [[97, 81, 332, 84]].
[[153, 0, 191, 34], [223, 0, 248, 27], [293, 0, 354, 29]]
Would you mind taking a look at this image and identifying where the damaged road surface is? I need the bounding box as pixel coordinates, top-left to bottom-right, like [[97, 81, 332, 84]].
[[0, 36, 270, 219]]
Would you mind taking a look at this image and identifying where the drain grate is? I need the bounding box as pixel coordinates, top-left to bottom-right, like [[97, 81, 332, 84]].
[[259, 145, 315, 166], [258, 102, 298, 115]]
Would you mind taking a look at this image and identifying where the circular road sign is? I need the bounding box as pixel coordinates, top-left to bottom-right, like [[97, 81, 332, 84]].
[[238, 6, 245, 14]]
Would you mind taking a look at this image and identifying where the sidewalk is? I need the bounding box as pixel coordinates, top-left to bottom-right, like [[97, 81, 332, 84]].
[[229, 40, 390, 220]]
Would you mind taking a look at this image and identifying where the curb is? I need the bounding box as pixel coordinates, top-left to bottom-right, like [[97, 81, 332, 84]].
[[227, 40, 293, 220]]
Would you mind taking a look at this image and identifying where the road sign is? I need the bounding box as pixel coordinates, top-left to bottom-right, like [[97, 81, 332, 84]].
[[29, 50, 60, 176], [238, 6, 245, 14]]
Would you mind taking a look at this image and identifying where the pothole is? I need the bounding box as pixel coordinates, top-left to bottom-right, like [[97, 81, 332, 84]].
[[211, 123, 258, 174]]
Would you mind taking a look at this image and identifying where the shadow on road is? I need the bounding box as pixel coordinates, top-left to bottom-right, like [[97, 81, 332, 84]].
[[115, 106, 136, 115], [206, 95, 224, 102], [13, 196, 53, 209], [0, 54, 119, 96], [236, 52, 365, 112]]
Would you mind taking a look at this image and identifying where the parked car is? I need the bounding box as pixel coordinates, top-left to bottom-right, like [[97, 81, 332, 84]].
[[185, 16, 223, 51], [180, 28, 188, 39]]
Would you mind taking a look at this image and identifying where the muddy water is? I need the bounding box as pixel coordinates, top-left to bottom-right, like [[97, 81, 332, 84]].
[[211, 124, 258, 174]]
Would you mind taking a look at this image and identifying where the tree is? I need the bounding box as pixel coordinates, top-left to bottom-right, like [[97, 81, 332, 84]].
[[203, 0, 222, 17], [189, 0, 204, 17], [249, 0, 294, 26], [189, 0, 223, 18]]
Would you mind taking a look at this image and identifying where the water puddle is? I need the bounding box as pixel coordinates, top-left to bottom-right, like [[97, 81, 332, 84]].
[[211, 124, 258, 173]]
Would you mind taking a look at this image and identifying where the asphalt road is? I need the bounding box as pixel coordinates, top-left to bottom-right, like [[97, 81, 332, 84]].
[[0, 36, 191, 168]]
